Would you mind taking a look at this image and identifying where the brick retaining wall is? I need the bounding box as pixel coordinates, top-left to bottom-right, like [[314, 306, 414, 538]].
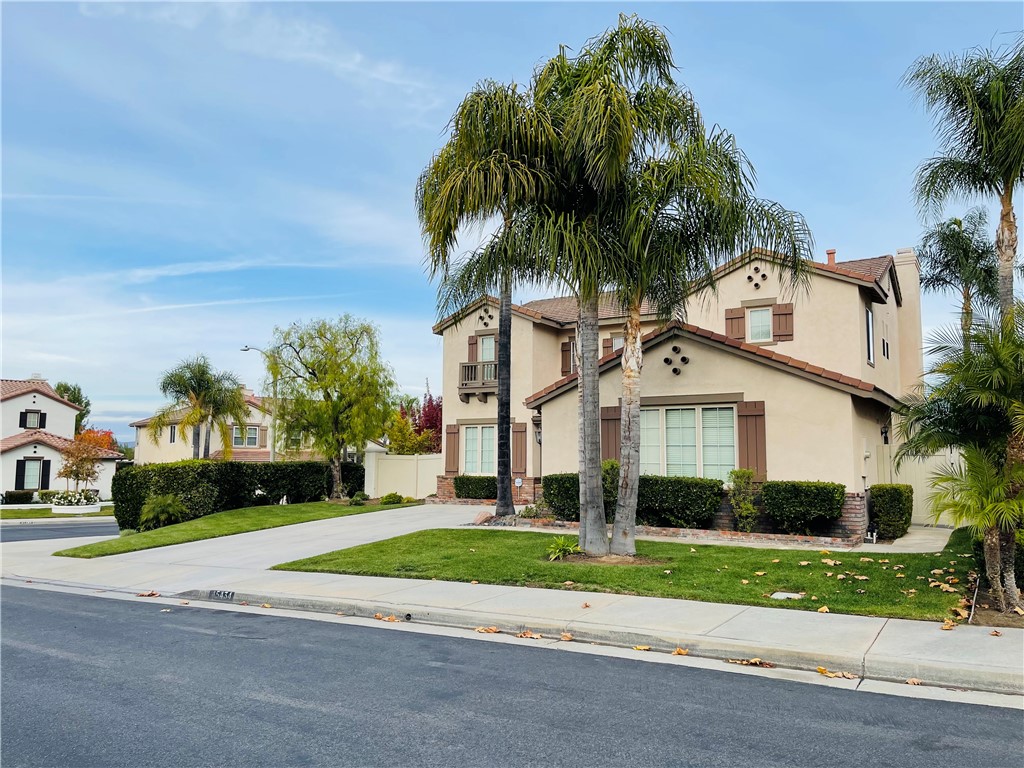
[[432, 475, 541, 504]]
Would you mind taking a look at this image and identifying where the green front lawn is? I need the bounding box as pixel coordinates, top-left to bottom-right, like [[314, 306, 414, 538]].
[[2, 508, 114, 519], [276, 528, 976, 621], [54, 502, 420, 559]]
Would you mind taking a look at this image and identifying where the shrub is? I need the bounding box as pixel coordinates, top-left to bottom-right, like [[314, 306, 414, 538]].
[[3, 490, 35, 505], [138, 494, 190, 531], [636, 476, 723, 528], [453, 475, 497, 499], [869, 484, 913, 540], [729, 469, 759, 533], [350, 491, 370, 503], [519, 505, 540, 519], [402, 496, 417, 504], [761, 481, 846, 535], [546, 535, 581, 561], [541, 473, 580, 521], [39, 490, 59, 503], [379, 492, 404, 505], [111, 465, 153, 530], [257, 462, 332, 504]]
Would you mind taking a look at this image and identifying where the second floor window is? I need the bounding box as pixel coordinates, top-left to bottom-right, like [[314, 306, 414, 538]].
[[478, 335, 496, 362], [866, 305, 875, 365], [233, 426, 259, 448], [24, 411, 40, 429], [748, 308, 772, 343]]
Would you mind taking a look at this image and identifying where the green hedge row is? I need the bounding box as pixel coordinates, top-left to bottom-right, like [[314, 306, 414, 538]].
[[453, 475, 497, 499], [869, 484, 913, 540], [111, 460, 357, 530], [2, 490, 35, 504], [761, 481, 846, 535], [541, 468, 723, 529]]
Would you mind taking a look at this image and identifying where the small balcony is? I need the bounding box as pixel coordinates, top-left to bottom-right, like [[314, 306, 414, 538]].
[[459, 361, 497, 402]]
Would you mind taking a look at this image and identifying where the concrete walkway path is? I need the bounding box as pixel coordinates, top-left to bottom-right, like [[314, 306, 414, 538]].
[[2, 506, 1019, 698]]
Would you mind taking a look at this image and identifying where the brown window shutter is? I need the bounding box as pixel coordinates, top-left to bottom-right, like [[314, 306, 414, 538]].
[[444, 424, 460, 475], [560, 340, 573, 376], [725, 308, 745, 340], [772, 303, 794, 341], [511, 423, 527, 474], [602, 338, 613, 356], [258, 427, 268, 448], [737, 401, 767, 481], [600, 406, 621, 462], [467, 336, 478, 363]]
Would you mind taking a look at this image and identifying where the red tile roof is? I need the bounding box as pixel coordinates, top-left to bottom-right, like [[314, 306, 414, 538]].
[[0, 429, 124, 459], [524, 321, 897, 408], [0, 379, 84, 411], [208, 448, 320, 463]]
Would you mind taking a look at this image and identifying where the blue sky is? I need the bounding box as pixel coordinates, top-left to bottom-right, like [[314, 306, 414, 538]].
[[2, 2, 1021, 441]]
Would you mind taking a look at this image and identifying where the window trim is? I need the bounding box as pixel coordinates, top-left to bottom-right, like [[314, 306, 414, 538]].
[[747, 307, 772, 343], [638, 404, 738, 482], [478, 334, 496, 363], [232, 425, 260, 448], [22, 457, 43, 491], [865, 304, 875, 366], [24, 410, 41, 429], [462, 424, 497, 475]]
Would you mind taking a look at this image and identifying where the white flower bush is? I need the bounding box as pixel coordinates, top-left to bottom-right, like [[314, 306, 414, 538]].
[[51, 490, 99, 506]]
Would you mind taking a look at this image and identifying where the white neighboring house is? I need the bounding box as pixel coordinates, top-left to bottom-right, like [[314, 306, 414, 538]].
[[1, 376, 124, 500]]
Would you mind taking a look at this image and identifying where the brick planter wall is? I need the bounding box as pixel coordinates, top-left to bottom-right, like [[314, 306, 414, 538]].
[[713, 492, 867, 541], [431, 475, 541, 504]]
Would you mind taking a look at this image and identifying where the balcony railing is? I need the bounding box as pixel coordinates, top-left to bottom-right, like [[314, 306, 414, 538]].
[[459, 361, 497, 402]]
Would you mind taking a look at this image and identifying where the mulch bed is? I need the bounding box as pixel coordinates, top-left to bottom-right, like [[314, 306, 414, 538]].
[[969, 586, 1024, 629]]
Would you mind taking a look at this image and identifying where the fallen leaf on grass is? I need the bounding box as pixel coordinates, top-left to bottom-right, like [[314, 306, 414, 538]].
[[581, 602, 591, 609], [475, 626, 500, 634], [633, 645, 652, 651], [560, 632, 574, 641], [136, 591, 160, 598], [771, 559, 780, 563], [820, 550, 831, 555], [672, 648, 689, 656], [906, 678, 923, 685], [689, 548, 697, 553], [930, 569, 945, 576], [854, 575, 870, 581], [990, 630, 1003, 637], [822, 558, 841, 566], [798, 561, 810, 566], [754, 571, 766, 577], [663, 570, 672, 574], [895, 574, 906, 578], [856, 589, 866, 594], [728, 657, 775, 668], [817, 606, 830, 613], [810, 596, 818, 601], [836, 575, 846, 580], [939, 584, 958, 593], [879, 559, 889, 563], [563, 581, 575, 586], [859, 557, 874, 562], [825, 571, 834, 577], [740, 579, 750, 585], [516, 630, 542, 639], [951, 607, 968, 620]]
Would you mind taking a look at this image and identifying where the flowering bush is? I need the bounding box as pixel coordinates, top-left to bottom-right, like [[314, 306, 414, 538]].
[[50, 490, 99, 506]]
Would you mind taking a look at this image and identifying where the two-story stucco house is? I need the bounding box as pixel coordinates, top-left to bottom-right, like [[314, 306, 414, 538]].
[[1, 377, 123, 499], [433, 248, 924, 507]]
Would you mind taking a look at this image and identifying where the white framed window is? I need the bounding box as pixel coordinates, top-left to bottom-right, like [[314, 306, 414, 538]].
[[478, 335, 496, 362], [25, 411, 40, 429], [639, 405, 737, 482], [232, 426, 259, 448], [748, 308, 772, 343], [865, 305, 875, 365], [463, 425, 496, 475], [611, 336, 625, 352], [23, 458, 42, 490], [169, 425, 176, 444], [569, 338, 578, 374]]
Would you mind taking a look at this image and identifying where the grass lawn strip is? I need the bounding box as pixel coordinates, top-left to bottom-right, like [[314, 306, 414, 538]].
[[2, 508, 114, 519], [54, 502, 419, 559], [276, 527, 975, 622]]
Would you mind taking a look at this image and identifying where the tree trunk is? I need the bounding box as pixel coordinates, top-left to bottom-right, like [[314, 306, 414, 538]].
[[983, 526, 1006, 612], [192, 425, 201, 460], [995, 190, 1017, 319], [999, 528, 1022, 611], [495, 278, 515, 517], [611, 302, 642, 556], [203, 420, 212, 459], [578, 294, 608, 556], [961, 288, 972, 353], [330, 457, 344, 500]]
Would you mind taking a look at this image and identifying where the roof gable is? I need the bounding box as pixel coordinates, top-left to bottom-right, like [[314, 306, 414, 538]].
[[0, 379, 84, 411], [0, 429, 124, 458]]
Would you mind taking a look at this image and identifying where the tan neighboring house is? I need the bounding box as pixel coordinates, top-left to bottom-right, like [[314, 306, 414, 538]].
[[131, 387, 300, 464], [1, 377, 123, 499], [433, 248, 925, 506]]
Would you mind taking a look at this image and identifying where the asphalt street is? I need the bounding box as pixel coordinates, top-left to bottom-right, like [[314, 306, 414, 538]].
[[0, 521, 119, 542], [2, 587, 1020, 768]]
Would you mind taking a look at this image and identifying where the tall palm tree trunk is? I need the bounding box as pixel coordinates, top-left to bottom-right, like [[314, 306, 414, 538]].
[[203, 420, 212, 459], [611, 302, 642, 556], [192, 426, 201, 459], [495, 276, 514, 516], [984, 527, 1007, 611], [996, 192, 1018, 317], [961, 289, 973, 353], [578, 293, 609, 555]]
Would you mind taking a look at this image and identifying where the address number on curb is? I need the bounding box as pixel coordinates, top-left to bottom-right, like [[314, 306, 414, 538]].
[[208, 590, 236, 601]]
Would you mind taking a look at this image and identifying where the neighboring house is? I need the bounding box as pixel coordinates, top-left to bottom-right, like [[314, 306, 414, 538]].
[[433, 248, 925, 504], [1, 376, 123, 499]]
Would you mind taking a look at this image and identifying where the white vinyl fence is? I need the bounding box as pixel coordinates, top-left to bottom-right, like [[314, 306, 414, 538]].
[[363, 453, 443, 499], [875, 444, 960, 526]]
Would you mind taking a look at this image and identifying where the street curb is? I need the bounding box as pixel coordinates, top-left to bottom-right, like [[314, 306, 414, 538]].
[[0, 517, 118, 526], [175, 587, 1024, 696]]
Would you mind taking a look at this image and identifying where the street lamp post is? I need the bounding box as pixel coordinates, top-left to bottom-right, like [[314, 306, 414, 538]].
[[241, 345, 277, 463]]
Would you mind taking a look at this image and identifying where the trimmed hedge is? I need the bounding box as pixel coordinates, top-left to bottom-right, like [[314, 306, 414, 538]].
[[3, 490, 35, 505], [761, 481, 846, 535], [869, 484, 913, 540], [111, 460, 333, 531], [453, 475, 497, 499], [541, 470, 722, 529]]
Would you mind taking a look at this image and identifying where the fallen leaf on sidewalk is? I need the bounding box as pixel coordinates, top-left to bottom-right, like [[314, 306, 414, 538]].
[[951, 607, 968, 619], [136, 591, 160, 598], [817, 606, 830, 613], [633, 645, 651, 651], [940, 619, 956, 630], [374, 612, 383, 619], [560, 632, 574, 641], [377, 614, 400, 622], [906, 678, 923, 685], [470, 580, 479, 585], [990, 630, 1003, 637], [516, 630, 542, 639], [728, 658, 775, 668], [475, 626, 500, 634], [239, 601, 249, 606], [179, 601, 190, 605], [335, 612, 345, 616], [581, 602, 591, 608], [261, 603, 272, 609], [817, 666, 836, 678], [672, 648, 689, 656]]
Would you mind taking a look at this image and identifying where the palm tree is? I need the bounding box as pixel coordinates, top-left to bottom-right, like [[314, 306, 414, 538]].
[[605, 132, 813, 555], [904, 38, 1024, 317], [417, 82, 552, 518], [149, 356, 249, 460], [918, 208, 999, 346]]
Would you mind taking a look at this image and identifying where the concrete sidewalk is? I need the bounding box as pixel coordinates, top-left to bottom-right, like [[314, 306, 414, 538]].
[[2, 505, 1020, 696]]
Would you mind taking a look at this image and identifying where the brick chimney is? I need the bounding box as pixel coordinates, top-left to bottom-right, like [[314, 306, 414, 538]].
[[826, 249, 837, 266]]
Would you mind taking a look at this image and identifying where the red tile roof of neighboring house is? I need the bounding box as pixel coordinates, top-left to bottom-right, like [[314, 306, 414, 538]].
[[0, 429, 124, 459], [519, 296, 657, 324], [523, 321, 897, 408], [208, 449, 320, 463], [129, 392, 268, 428], [0, 379, 84, 411]]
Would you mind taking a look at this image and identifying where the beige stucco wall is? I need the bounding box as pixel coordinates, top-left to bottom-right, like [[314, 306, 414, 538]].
[[2, 392, 78, 439], [537, 332, 867, 489], [133, 404, 271, 465]]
